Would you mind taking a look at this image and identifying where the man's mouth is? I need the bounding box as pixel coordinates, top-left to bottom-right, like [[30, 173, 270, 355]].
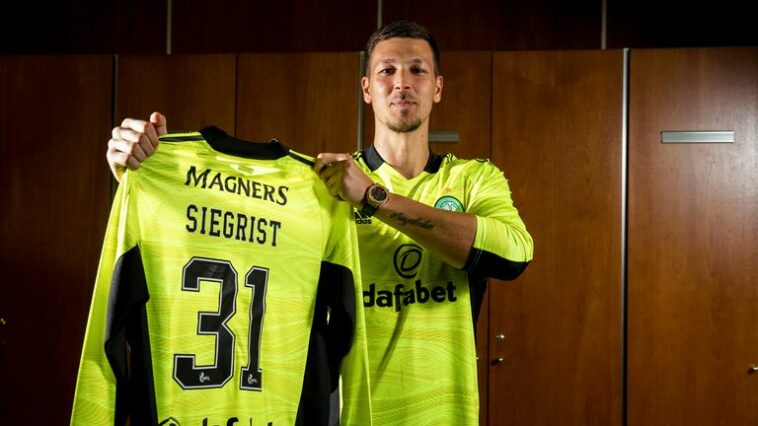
[[392, 96, 416, 107]]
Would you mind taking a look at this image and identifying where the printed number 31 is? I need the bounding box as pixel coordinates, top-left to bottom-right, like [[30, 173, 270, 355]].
[[173, 257, 267, 391]]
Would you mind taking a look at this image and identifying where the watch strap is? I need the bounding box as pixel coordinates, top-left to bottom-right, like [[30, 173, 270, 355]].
[[359, 202, 379, 217]]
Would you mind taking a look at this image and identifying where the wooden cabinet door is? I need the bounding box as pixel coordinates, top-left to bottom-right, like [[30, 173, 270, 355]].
[[0, 55, 114, 425], [117, 54, 237, 133], [628, 47, 758, 426], [490, 50, 624, 426], [428, 51, 492, 160], [236, 52, 362, 155]]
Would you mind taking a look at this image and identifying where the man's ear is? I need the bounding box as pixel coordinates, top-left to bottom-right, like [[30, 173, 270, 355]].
[[434, 75, 444, 103], [361, 76, 372, 104]]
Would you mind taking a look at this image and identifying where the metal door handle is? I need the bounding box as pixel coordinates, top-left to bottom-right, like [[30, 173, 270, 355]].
[[748, 365, 758, 374]]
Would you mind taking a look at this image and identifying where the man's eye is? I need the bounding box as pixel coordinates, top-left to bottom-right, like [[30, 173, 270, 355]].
[[379, 68, 394, 75], [411, 67, 427, 75]]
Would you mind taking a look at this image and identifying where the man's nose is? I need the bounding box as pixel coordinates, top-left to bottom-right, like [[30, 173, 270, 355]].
[[393, 70, 411, 91]]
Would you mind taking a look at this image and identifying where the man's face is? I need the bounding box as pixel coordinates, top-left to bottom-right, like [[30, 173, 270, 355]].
[[362, 38, 443, 133]]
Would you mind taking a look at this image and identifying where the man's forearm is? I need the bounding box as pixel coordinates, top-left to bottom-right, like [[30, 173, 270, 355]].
[[373, 192, 477, 268]]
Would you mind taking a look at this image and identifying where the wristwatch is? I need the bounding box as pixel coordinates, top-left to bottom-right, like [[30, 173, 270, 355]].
[[360, 183, 389, 217]]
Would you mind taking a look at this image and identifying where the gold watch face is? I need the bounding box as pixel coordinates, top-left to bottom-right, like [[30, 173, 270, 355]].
[[369, 185, 388, 204]]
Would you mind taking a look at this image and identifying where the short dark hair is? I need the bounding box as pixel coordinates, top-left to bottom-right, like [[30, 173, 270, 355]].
[[364, 20, 441, 76]]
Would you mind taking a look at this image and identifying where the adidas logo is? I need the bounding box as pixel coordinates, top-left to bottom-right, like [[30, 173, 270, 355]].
[[354, 210, 372, 225]]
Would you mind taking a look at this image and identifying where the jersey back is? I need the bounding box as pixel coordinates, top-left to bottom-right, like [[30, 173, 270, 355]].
[[71, 128, 370, 426]]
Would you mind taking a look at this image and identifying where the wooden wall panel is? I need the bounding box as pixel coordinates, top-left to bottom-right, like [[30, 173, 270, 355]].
[[0, 0, 165, 54], [607, 0, 758, 48], [172, 0, 377, 53], [382, 0, 601, 50], [429, 52, 492, 160], [117, 54, 237, 133], [236, 52, 361, 154], [0, 55, 114, 424], [5, 0, 758, 54], [628, 47, 758, 425], [490, 50, 623, 425]]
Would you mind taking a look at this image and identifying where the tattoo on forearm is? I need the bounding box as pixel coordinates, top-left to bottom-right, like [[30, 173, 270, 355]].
[[389, 212, 435, 230]]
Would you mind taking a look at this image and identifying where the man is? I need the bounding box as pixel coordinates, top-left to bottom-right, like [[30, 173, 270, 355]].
[[107, 20, 533, 425]]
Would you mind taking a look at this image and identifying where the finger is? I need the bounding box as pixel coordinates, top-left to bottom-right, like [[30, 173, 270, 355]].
[[143, 120, 160, 149], [315, 152, 348, 168], [111, 137, 147, 162], [315, 162, 334, 179], [314, 157, 339, 177], [319, 160, 347, 181], [136, 132, 155, 157], [313, 157, 328, 175], [130, 142, 147, 162], [121, 117, 150, 132], [108, 137, 138, 155], [107, 150, 141, 171], [327, 153, 351, 162], [125, 155, 142, 170], [150, 111, 168, 136], [107, 148, 130, 168], [115, 127, 146, 144], [314, 154, 337, 174], [324, 171, 346, 197]]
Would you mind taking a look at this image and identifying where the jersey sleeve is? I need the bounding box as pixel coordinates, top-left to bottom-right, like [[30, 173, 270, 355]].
[[71, 172, 146, 425], [313, 179, 373, 425], [463, 160, 534, 280]]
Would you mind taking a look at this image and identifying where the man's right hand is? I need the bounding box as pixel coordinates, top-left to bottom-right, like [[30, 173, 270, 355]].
[[107, 112, 168, 181]]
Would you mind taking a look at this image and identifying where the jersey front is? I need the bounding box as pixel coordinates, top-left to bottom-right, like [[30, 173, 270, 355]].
[[71, 127, 371, 426], [352, 146, 533, 426]]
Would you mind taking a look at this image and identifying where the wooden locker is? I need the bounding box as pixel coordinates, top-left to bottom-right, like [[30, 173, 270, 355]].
[[117, 54, 237, 133], [236, 52, 362, 155], [489, 49, 624, 425], [627, 47, 758, 425], [0, 55, 114, 424]]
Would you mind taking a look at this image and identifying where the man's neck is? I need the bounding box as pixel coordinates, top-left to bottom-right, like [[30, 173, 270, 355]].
[[372, 124, 430, 179]]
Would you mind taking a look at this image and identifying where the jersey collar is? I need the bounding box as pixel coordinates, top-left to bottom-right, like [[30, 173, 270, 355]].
[[362, 144, 444, 174], [199, 126, 290, 159]]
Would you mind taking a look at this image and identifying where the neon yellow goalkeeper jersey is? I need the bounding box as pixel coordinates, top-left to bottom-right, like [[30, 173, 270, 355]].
[[71, 127, 372, 426], [352, 146, 534, 425]]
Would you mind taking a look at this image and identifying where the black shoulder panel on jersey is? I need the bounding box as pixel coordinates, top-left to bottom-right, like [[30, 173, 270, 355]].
[[362, 144, 444, 173], [296, 321, 330, 426], [360, 145, 382, 171], [463, 248, 530, 281], [105, 245, 158, 425], [319, 261, 357, 382], [467, 274, 488, 334], [159, 135, 205, 142], [288, 150, 316, 167], [296, 260, 356, 426], [424, 150, 444, 173]]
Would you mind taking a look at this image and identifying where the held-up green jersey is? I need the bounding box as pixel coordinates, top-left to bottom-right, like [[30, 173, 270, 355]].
[[353, 146, 533, 425], [71, 127, 372, 426]]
